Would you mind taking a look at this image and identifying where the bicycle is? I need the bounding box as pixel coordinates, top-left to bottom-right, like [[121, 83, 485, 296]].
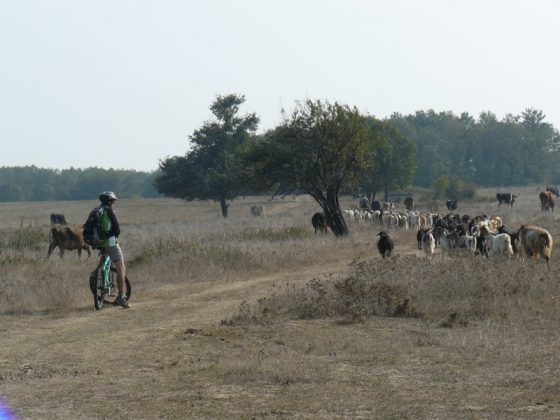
[[89, 253, 132, 310]]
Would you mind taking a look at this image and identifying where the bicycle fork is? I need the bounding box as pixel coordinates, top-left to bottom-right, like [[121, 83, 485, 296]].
[[101, 256, 111, 293]]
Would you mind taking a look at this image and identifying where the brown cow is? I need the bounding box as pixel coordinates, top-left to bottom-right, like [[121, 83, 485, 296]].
[[46, 226, 91, 259], [539, 191, 555, 212]]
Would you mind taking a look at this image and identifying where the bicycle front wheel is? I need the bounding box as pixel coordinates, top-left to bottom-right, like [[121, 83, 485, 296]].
[[89, 269, 106, 310]]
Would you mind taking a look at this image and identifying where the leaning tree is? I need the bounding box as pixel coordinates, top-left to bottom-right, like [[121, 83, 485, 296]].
[[245, 99, 371, 236], [155, 94, 259, 218]]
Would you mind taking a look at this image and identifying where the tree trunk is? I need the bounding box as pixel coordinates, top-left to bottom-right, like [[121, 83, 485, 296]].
[[220, 196, 229, 218], [323, 188, 348, 237], [365, 189, 377, 206], [384, 182, 389, 202]]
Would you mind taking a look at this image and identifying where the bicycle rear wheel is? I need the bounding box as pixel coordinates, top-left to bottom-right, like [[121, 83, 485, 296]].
[[109, 267, 132, 301], [89, 269, 106, 310]]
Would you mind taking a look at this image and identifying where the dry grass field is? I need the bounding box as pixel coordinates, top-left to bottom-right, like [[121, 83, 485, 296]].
[[1, 187, 560, 419]]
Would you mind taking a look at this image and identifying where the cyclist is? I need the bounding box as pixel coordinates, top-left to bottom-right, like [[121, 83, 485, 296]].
[[96, 191, 129, 308]]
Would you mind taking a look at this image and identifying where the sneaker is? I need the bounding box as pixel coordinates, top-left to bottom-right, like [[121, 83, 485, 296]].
[[113, 295, 130, 309]]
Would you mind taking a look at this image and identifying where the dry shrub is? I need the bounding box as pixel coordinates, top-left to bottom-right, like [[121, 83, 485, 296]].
[[0, 209, 339, 312], [0, 258, 90, 313], [1, 226, 47, 252], [227, 254, 560, 326]]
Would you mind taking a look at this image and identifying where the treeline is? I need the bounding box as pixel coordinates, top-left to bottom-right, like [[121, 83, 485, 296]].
[[0, 166, 159, 202], [387, 108, 560, 187]]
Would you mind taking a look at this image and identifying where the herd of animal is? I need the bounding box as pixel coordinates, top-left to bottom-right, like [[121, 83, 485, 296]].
[[371, 215, 553, 267], [315, 188, 558, 268], [44, 188, 558, 268]]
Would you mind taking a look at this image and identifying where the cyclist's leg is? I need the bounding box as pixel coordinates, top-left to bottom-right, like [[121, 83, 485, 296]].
[[106, 245, 126, 295], [114, 260, 126, 295]]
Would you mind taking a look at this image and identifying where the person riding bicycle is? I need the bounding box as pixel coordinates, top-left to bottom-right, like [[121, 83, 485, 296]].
[[96, 191, 129, 308]]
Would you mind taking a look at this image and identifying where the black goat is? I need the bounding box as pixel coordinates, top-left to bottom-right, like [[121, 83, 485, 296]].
[[377, 231, 394, 258], [50, 213, 67, 225], [311, 212, 328, 234], [446, 200, 458, 211]]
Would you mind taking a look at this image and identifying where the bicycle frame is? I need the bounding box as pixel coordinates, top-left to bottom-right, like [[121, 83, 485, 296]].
[[90, 251, 131, 310], [99, 255, 113, 294]]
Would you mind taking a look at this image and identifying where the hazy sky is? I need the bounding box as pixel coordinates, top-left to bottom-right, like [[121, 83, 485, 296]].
[[2, 0, 560, 172]]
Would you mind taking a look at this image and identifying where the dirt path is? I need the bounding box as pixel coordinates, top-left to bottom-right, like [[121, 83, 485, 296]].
[[0, 258, 353, 418]]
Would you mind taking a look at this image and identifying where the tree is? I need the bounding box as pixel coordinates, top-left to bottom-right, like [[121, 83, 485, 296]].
[[246, 99, 370, 236], [155, 94, 259, 217], [358, 118, 416, 202]]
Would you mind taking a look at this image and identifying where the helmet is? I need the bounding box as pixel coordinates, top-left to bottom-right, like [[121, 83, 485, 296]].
[[99, 191, 118, 204]]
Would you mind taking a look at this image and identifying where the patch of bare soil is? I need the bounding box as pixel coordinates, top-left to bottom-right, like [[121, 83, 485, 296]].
[[0, 258, 354, 418], [3, 251, 560, 419]]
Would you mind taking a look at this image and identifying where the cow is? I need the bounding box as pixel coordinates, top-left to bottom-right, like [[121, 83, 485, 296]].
[[250, 204, 265, 217], [46, 226, 91, 259], [546, 186, 559, 197], [311, 212, 328, 234], [50, 213, 68, 225], [404, 197, 414, 211], [496, 193, 517, 207], [376, 231, 394, 258], [445, 200, 458, 211], [539, 191, 554, 212], [517, 225, 553, 268]]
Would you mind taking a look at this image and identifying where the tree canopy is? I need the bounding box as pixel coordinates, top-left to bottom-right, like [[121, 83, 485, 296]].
[[0, 166, 158, 202], [246, 99, 372, 236], [155, 94, 259, 217], [358, 117, 416, 202], [388, 108, 560, 187]]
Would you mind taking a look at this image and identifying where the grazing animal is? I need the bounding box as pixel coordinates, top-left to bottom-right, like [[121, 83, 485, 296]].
[[416, 228, 428, 250], [311, 212, 328, 234], [445, 200, 458, 211], [431, 226, 447, 248], [404, 196, 414, 211], [50, 213, 67, 225], [439, 231, 459, 253], [371, 200, 381, 212], [457, 234, 477, 253], [517, 225, 553, 268], [539, 191, 555, 211], [358, 196, 370, 210], [496, 193, 517, 207], [46, 226, 91, 259], [480, 226, 513, 257], [422, 230, 436, 258], [250, 204, 265, 217], [376, 231, 394, 258], [439, 229, 476, 254], [382, 202, 395, 211], [546, 186, 559, 197], [497, 224, 519, 254]]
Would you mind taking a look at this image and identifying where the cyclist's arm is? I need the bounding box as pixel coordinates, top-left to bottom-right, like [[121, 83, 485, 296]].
[[105, 208, 120, 237]]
